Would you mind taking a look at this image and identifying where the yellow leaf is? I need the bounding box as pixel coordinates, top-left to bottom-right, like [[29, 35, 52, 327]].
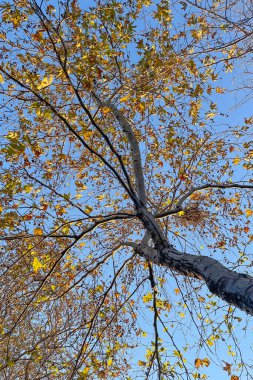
[[95, 194, 105, 200], [142, 292, 153, 303], [233, 157, 241, 165], [33, 257, 43, 273], [202, 358, 210, 367], [178, 211, 185, 216], [119, 94, 131, 103], [62, 225, 70, 234], [102, 106, 111, 114], [107, 358, 113, 366], [0, 73, 4, 83], [137, 102, 145, 113], [84, 205, 93, 214], [216, 87, 225, 94], [174, 288, 180, 295], [79, 367, 90, 378], [34, 227, 43, 235], [245, 209, 253, 218], [206, 112, 216, 119], [206, 337, 214, 347], [82, 130, 93, 139], [37, 75, 54, 90]]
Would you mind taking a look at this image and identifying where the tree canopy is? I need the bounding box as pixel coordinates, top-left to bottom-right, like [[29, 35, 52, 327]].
[[0, 0, 253, 379]]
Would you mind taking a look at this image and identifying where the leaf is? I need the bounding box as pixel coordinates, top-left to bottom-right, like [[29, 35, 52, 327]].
[[194, 358, 202, 368], [223, 361, 232, 375], [142, 292, 153, 303], [107, 358, 113, 366], [6, 359, 15, 367], [0, 73, 4, 83], [62, 225, 70, 234], [78, 367, 90, 379], [202, 358, 210, 367], [34, 227, 43, 235], [33, 257, 43, 273], [137, 102, 145, 113], [233, 157, 241, 165], [206, 337, 214, 347], [37, 75, 54, 89], [245, 116, 253, 125], [245, 209, 253, 218], [23, 184, 33, 193], [194, 357, 210, 369], [119, 94, 131, 103], [102, 106, 110, 114], [206, 112, 216, 119], [84, 205, 93, 214], [216, 87, 225, 94], [95, 194, 105, 200], [231, 376, 239, 380]]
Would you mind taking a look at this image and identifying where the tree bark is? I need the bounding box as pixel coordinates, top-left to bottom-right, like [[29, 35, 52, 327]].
[[136, 244, 253, 315], [131, 207, 253, 315]]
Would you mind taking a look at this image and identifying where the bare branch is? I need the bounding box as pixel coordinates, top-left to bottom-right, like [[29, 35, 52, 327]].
[[91, 91, 147, 207], [156, 182, 253, 218]]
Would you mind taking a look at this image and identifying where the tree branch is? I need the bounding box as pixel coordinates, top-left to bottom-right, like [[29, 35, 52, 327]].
[[91, 91, 147, 207], [156, 182, 253, 218], [131, 242, 253, 315]]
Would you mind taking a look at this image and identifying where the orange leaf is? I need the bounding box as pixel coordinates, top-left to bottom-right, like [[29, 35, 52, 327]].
[[245, 209, 253, 218], [34, 227, 43, 235]]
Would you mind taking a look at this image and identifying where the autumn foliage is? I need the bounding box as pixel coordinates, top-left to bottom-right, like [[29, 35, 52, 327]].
[[0, 0, 253, 379]]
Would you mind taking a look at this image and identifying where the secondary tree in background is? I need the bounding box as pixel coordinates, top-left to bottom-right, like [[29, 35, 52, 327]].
[[0, 0, 253, 379]]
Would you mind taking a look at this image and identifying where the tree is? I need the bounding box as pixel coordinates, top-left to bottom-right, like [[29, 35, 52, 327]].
[[0, 0, 253, 378]]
